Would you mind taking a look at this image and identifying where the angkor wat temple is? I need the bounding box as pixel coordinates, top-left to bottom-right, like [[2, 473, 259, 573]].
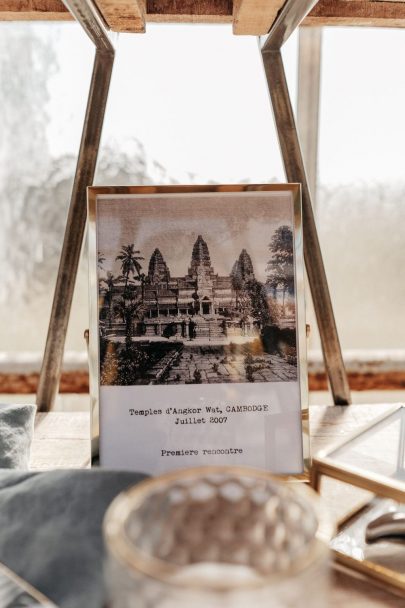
[[135, 235, 260, 340]]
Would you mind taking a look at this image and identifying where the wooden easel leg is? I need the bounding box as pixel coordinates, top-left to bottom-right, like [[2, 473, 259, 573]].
[[37, 36, 114, 411], [261, 48, 350, 405]]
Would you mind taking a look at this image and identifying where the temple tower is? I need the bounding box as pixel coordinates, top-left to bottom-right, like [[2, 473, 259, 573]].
[[188, 235, 215, 315], [189, 235, 213, 275], [148, 248, 170, 284]]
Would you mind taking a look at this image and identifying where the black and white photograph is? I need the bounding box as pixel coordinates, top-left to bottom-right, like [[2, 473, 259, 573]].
[[96, 190, 299, 387]]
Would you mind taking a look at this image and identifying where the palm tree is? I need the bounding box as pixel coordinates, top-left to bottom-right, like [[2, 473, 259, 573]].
[[114, 296, 145, 343], [101, 272, 119, 328], [116, 244, 144, 294], [97, 251, 106, 270], [139, 271, 146, 302]]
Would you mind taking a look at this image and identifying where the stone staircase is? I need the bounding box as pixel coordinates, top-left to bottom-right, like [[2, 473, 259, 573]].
[[194, 318, 224, 339]]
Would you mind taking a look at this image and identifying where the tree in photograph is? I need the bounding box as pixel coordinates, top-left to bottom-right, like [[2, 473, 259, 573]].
[[245, 364, 254, 382], [116, 342, 149, 385], [100, 340, 119, 385], [236, 289, 253, 322], [266, 226, 294, 313], [97, 251, 105, 270], [245, 279, 271, 327], [114, 245, 145, 343], [266, 298, 283, 327], [139, 271, 146, 301], [114, 296, 145, 345], [100, 272, 119, 328], [116, 244, 144, 293]]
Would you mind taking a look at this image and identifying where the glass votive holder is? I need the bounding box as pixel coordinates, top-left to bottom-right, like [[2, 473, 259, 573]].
[[104, 466, 334, 608]]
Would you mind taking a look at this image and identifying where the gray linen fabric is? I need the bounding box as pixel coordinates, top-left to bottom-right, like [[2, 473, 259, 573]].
[[0, 469, 148, 608], [0, 404, 36, 468]]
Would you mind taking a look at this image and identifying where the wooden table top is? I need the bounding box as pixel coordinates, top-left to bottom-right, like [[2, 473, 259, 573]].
[[31, 403, 403, 607]]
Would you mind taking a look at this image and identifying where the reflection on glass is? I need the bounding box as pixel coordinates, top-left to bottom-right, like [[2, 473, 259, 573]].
[[332, 497, 405, 580], [330, 406, 405, 480]]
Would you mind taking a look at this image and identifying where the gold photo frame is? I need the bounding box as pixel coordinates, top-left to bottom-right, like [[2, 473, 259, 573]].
[[88, 184, 309, 477]]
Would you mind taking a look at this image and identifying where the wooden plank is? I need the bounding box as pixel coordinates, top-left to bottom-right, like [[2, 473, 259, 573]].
[[31, 412, 90, 470], [30, 438, 91, 469], [304, 0, 405, 27], [34, 412, 90, 440], [0, 0, 233, 25], [94, 0, 145, 32], [0, 0, 145, 30], [233, 0, 285, 35], [3, 0, 405, 29], [146, 0, 232, 23], [0, 0, 71, 21]]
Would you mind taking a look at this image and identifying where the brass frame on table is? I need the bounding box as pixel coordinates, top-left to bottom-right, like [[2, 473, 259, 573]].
[[88, 184, 310, 478], [311, 404, 405, 596], [37, 0, 351, 411]]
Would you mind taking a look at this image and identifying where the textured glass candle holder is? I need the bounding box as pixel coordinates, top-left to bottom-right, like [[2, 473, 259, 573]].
[[104, 466, 333, 608]]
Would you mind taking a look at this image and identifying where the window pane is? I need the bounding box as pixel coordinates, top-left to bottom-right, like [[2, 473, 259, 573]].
[[309, 27, 405, 352]]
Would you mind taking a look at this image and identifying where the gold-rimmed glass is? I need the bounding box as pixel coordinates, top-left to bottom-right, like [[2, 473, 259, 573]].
[[104, 466, 333, 607]]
